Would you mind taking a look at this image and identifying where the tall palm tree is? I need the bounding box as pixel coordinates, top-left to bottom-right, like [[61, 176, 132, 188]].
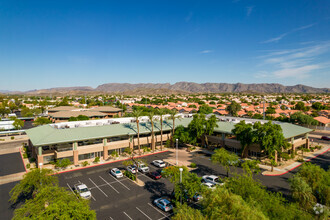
[[157, 109, 166, 151], [147, 111, 155, 152], [169, 109, 180, 147], [132, 109, 143, 155]]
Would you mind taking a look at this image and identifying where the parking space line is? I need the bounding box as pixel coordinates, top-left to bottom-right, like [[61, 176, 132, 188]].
[[136, 207, 152, 220], [66, 183, 79, 200], [157, 214, 173, 220], [109, 217, 113, 220], [99, 176, 120, 194], [147, 203, 167, 217], [108, 173, 130, 190], [123, 212, 133, 220], [91, 195, 96, 201], [89, 178, 108, 197]]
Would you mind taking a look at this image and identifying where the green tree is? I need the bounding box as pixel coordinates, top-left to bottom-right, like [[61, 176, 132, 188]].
[[226, 101, 242, 116], [12, 186, 96, 220], [173, 125, 190, 145], [172, 203, 206, 220], [147, 111, 156, 151], [266, 107, 276, 115], [55, 158, 72, 169], [290, 112, 318, 126], [9, 169, 58, 204], [211, 148, 239, 177], [202, 187, 267, 220], [132, 109, 143, 155], [241, 159, 261, 175], [77, 115, 90, 121], [187, 114, 206, 144], [294, 162, 330, 206], [253, 121, 286, 172], [13, 118, 24, 130], [311, 102, 325, 111], [157, 108, 166, 151], [169, 109, 180, 138], [226, 174, 311, 219], [33, 117, 52, 126], [295, 101, 307, 111], [232, 120, 254, 158], [58, 97, 70, 106], [162, 166, 203, 202], [290, 175, 316, 210], [198, 104, 213, 114]]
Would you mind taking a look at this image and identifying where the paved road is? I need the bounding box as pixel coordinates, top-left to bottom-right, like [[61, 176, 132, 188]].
[[191, 150, 330, 198], [0, 150, 328, 220], [0, 153, 25, 177]]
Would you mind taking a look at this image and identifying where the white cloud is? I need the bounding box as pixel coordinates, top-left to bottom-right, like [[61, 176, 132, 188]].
[[257, 42, 330, 79], [273, 65, 320, 78], [261, 23, 316, 44], [246, 6, 254, 17], [200, 50, 213, 54]]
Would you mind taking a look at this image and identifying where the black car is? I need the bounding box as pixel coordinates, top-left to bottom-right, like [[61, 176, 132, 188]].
[[321, 136, 330, 141], [146, 171, 162, 180]]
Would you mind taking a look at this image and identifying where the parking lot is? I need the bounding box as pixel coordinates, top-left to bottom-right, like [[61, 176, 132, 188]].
[[58, 151, 176, 220]]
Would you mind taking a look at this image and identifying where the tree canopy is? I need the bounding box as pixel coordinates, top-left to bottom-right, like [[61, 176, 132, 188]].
[[226, 101, 241, 116]]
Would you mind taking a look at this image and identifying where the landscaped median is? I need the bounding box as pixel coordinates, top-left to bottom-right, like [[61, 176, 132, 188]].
[[19, 147, 170, 175]]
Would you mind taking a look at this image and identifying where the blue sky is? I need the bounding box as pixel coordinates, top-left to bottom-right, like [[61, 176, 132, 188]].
[[0, 0, 329, 91]]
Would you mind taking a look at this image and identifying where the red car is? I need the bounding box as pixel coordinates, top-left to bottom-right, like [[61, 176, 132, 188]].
[[321, 136, 330, 141], [146, 171, 162, 180]]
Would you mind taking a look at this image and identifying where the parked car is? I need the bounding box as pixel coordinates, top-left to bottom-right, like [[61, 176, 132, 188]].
[[193, 193, 203, 202], [126, 165, 138, 174], [110, 168, 123, 178], [153, 198, 173, 212], [152, 160, 166, 168], [74, 183, 91, 199], [202, 182, 216, 190], [202, 175, 224, 186], [137, 162, 150, 173], [146, 171, 162, 180], [321, 136, 330, 141]]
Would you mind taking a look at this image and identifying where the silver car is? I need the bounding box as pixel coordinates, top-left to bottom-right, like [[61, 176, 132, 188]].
[[110, 168, 123, 178]]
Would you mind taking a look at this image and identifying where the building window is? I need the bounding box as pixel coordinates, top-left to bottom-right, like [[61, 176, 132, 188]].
[[43, 155, 55, 164]]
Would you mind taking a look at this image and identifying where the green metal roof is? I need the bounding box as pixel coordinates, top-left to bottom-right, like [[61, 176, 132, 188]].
[[26, 118, 312, 146], [26, 118, 192, 146]]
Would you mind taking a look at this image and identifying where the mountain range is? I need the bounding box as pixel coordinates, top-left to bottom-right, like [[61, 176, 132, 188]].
[[1, 82, 329, 95]]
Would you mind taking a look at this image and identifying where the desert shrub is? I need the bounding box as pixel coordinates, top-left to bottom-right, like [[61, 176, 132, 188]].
[[142, 146, 151, 153], [93, 157, 100, 163], [124, 170, 136, 181], [23, 153, 28, 159], [280, 153, 290, 161], [111, 151, 119, 158], [190, 162, 197, 168], [26, 163, 30, 169], [11, 136, 14, 140], [55, 158, 72, 169], [82, 161, 89, 167]]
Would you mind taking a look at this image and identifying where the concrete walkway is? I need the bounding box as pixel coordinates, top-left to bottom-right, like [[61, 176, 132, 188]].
[[262, 145, 330, 176], [0, 172, 25, 185]]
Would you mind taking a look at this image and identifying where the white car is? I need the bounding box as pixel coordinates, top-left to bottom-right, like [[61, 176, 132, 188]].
[[138, 162, 150, 173], [152, 160, 166, 168], [126, 165, 138, 174], [202, 175, 224, 186], [202, 182, 216, 190], [74, 183, 91, 199], [110, 168, 123, 178]]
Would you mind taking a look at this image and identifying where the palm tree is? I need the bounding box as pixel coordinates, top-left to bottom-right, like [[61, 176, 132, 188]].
[[147, 111, 155, 152], [169, 109, 181, 147], [132, 109, 143, 155], [169, 109, 179, 137], [157, 109, 166, 151]]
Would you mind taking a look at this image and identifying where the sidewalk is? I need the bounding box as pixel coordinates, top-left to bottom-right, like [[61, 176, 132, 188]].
[[0, 172, 25, 185], [0, 135, 29, 144], [262, 145, 330, 176]]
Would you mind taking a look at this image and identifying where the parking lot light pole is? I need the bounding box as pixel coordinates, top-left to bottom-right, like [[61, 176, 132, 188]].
[[176, 139, 178, 166], [39, 163, 43, 186], [179, 168, 183, 204]]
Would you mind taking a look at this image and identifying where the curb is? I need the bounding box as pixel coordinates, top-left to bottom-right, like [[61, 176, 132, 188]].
[[263, 147, 330, 176], [54, 150, 169, 175]]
